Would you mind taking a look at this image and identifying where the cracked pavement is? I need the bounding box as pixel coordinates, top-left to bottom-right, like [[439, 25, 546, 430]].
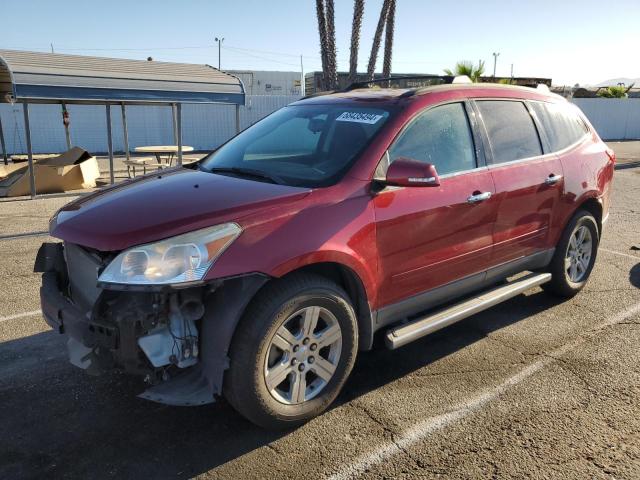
[[1, 148, 639, 479]]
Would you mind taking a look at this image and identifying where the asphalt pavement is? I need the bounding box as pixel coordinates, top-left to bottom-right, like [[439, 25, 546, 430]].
[[0, 145, 639, 479]]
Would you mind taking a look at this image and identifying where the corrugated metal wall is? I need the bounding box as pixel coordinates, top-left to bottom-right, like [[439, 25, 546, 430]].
[[0, 95, 301, 154], [572, 99, 640, 140], [3, 96, 636, 154]]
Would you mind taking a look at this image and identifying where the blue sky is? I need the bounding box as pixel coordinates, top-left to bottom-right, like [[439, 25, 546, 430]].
[[2, 0, 638, 85]]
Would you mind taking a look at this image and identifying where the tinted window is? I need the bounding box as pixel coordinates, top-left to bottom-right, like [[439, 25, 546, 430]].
[[530, 101, 588, 152], [477, 100, 542, 163], [388, 102, 476, 175], [200, 105, 390, 187]]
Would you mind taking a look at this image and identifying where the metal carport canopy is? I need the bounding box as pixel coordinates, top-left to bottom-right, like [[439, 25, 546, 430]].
[[0, 49, 245, 198], [0, 49, 245, 105]]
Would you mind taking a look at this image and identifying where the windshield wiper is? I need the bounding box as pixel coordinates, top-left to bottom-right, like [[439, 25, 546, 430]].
[[207, 167, 284, 185]]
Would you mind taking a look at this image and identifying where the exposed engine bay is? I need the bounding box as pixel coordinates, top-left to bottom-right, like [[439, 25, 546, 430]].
[[35, 241, 269, 406], [70, 287, 204, 381]]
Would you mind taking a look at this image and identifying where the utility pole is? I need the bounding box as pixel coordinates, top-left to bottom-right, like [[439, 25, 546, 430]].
[[510, 63, 514, 79], [492, 52, 500, 78], [215, 37, 224, 70], [300, 55, 305, 97]]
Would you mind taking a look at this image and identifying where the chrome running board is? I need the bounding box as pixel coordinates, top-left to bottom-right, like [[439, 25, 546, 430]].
[[385, 272, 552, 349]]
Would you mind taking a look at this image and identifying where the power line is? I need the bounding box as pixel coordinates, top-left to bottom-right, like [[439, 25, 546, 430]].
[[0, 44, 214, 52], [222, 46, 301, 67], [1, 43, 449, 68]]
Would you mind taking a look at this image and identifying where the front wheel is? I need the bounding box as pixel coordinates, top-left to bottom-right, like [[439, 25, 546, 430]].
[[224, 273, 358, 429], [543, 210, 599, 297]]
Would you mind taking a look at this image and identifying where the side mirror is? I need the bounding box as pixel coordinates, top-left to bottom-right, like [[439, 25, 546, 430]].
[[384, 157, 440, 187]]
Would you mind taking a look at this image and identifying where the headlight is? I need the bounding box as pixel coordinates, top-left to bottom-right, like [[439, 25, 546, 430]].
[[98, 223, 241, 286]]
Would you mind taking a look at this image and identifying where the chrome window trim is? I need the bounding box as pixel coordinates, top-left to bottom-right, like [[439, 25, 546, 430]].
[[438, 165, 489, 180], [374, 95, 592, 185]]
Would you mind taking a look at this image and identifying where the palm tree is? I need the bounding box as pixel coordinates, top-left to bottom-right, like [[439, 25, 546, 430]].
[[315, 0, 330, 89], [348, 0, 365, 84], [597, 84, 633, 99], [367, 0, 391, 79], [315, 0, 338, 90], [325, 0, 338, 90], [444, 60, 485, 82], [382, 0, 396, 78]]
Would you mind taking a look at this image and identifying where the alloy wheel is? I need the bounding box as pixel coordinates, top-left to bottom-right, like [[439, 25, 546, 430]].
[[565, 225, 593, 283], [264, 306, 342, 405]]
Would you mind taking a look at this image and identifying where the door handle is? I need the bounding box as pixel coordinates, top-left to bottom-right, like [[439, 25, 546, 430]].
[[467, 191, 492, 203], [545, 174, 563, 186]]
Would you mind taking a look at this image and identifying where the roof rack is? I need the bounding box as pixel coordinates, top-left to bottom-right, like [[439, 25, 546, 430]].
[[344, 75, 455, 91]]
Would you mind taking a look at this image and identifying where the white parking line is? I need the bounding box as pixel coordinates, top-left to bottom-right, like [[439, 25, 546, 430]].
[[0, 231, 49, 241], [600, 248, 640, 261], [0, 310, 42, 323], [328, 301, 640, 480]]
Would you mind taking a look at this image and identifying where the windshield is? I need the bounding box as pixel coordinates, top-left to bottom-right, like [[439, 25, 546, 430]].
[[199, 104, 391, 187]]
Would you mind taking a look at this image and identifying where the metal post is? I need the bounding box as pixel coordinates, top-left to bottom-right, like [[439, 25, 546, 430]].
[[106, 104, 114, 184], [176, 103, 183, 166], [171, 103, 179, 146], [62, 102, 71, 150], [120, 103, 130, 162], [22, 103, 36, 198], [235, 104, 240, 134], [215, 37, 224, 70], [0, 114, 7, 165], [300, 54, 305, 97]]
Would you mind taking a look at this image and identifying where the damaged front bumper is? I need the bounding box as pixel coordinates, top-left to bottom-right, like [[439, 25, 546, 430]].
[[35, 242, 269, 406]]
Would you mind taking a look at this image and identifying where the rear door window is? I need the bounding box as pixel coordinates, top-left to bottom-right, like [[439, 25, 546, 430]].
[[530, 101, 588, 152], [477, 100, 543, 164], [388, 102, 476, 176]]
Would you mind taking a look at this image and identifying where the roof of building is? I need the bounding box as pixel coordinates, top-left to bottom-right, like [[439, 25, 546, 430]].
[[0, 49, 245, 105]]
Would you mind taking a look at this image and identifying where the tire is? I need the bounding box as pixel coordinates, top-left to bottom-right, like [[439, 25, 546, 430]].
[[224, 273, 358, 429], [543, 210, 599, 298]]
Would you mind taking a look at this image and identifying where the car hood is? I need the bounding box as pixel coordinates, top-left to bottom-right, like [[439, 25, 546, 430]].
[[50, 168, 311, 251]]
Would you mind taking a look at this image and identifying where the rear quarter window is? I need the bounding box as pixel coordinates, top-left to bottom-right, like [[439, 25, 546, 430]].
[[530, 101, 589, 152], [477, 100, 543, 164]]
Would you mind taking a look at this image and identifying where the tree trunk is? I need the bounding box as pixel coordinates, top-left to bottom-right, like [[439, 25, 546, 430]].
[[348, 0, 365, 84], [325, 0, 338, 90], [382, 0, 396, 79], [367, 0, 390, 80], [315, 0, 330, 90]]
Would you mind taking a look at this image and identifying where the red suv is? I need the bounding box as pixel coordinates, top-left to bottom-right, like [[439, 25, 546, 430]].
[[36, 79, 614, 428]]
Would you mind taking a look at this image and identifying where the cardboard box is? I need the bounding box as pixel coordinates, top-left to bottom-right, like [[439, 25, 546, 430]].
[[0, 147, 101, 197], [0, 162, 24, 179]]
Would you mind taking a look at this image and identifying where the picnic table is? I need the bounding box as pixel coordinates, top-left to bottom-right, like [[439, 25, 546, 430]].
[[126, 145, 194, 177], [10, 153, 58, 163], [134, 145, 194, 166]]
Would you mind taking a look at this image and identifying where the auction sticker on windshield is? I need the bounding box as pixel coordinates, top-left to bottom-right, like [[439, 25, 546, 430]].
[[336, 111, 385, 124]]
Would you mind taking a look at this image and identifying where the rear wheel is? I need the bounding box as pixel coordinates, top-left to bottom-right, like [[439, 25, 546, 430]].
[[543, 210, 599, 297], [224, 273, 358, 429]]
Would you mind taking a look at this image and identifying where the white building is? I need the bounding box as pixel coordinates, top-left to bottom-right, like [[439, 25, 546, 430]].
[[228, 70, 303, 97]]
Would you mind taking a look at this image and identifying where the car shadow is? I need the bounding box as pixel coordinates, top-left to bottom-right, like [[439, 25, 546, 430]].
[[0, 290, 565, 479], [629, 262, 640, 289], [615, 160, 640, 171]]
